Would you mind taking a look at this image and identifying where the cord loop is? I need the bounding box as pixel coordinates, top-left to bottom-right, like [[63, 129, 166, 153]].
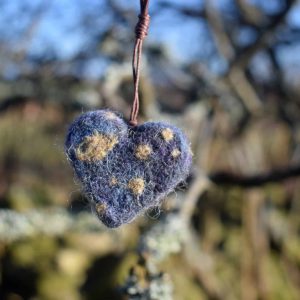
[[129, 0, 150, 126]]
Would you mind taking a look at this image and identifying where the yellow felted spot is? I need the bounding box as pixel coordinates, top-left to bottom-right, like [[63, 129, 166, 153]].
[[128, 178, 145, 196], [76, 132, 118, 161], [135, 144, 152, 160], [105, 111, 117, 120], [110, 176, 118, 186], [161, 128, 174, 142], [95, 203, 107, 216], [171, 148, 181, 158]]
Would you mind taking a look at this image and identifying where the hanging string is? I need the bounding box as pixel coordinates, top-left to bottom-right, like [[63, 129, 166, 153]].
[[129, 0, 150, 126]]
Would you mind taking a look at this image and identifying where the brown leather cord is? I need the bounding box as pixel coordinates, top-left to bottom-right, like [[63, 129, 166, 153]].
[[129, 0, 150, 126]]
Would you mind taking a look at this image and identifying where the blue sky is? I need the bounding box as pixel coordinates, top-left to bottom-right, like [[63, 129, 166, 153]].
[[0, 0, 300, 79], [0, 0, 210, 61]]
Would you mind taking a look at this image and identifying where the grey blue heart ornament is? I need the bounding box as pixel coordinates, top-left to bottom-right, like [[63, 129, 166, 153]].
[[65, 110, 192, 228]]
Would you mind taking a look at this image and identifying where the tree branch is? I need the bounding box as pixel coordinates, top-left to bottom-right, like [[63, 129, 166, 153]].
[[209, 164, 300, 187]]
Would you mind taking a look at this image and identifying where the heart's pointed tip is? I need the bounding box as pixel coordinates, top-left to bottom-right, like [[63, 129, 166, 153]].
[[101, 219, 123, 228], [97, 212, 133, 228], [93, 201, 134, 228]]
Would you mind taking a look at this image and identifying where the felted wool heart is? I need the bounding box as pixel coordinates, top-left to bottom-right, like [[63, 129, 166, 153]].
[[65, 110, 192, 228]]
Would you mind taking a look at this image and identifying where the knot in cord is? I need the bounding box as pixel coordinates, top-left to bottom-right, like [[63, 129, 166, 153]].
[[135, 13, 150, 40]]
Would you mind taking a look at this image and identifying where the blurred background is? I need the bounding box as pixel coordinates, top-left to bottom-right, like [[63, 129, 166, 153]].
[[0, 0, 300, 299]]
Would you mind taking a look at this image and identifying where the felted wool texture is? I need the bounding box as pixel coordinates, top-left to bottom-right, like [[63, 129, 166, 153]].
[[65, 109, 192, 228]]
